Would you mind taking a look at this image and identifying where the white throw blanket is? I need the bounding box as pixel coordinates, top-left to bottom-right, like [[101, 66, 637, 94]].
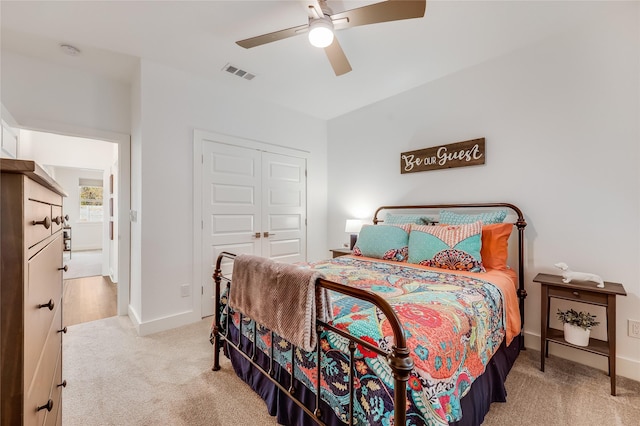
[[228, 254, 332, 352]]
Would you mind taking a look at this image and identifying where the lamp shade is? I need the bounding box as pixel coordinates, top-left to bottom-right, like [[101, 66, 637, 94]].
[[345, 219, 363, 233]]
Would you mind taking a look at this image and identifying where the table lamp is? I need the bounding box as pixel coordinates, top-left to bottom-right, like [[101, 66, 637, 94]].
[[345, 219, 363, 250]]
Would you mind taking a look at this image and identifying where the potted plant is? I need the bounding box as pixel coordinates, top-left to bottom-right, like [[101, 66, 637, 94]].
[[557, 308, 600, 346]]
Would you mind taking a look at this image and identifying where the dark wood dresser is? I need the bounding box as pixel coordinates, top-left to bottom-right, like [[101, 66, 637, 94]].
[[1, 159, 68, 425]]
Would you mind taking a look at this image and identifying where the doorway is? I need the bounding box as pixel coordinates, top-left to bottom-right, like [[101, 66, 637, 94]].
[[48, 164, 116, 325], [17, 128, 131, 320]]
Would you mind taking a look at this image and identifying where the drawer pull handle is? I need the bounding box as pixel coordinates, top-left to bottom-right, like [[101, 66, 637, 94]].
[[52, 216, 62, 225], [58, 326, 68, 334], [58, 265, 68, 272], [38, 299, 55, 311], [57, 380, 67, 388], [572, 291, 580, 297], [32, 216, 51, 229], [37, 399, 53, 412]]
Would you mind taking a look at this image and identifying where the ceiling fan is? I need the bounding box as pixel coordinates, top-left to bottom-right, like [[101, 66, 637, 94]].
[[236, 0, 426, 76]]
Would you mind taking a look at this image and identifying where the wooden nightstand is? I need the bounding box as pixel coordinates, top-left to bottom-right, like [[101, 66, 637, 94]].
[[330, 248, 352, 258], [533, 273, 627, 395]]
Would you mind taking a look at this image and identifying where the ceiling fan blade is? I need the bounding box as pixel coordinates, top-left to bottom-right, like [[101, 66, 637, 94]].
[[324, 37, 352, 76], [236, 23, 309, 49], [330, 0, 426, 29], [307, 0, 324, 19]]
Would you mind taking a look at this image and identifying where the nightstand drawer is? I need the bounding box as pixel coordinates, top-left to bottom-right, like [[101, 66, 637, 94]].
[[548, 286, 607, 305], [330, 248, 352, 258]]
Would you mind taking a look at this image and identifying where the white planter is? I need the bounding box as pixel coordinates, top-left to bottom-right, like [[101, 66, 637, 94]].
[[564, 323, 591, 346]]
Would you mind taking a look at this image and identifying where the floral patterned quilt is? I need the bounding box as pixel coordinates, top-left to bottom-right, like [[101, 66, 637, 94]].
[[222, 256, 508, 425]]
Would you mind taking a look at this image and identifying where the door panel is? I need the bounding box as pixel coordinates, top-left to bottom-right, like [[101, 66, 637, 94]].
[[267, 239, 302, 260], [209, 242, 256, 277], [202, 143, 261, 316], [261, 152, 306, 262]]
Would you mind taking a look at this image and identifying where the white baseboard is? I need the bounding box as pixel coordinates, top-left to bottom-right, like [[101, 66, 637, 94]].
[[128, 310, 202, 336], [127, 305, 142, 334], [524, 330, 640, 382], [72, 246, 102, 252]]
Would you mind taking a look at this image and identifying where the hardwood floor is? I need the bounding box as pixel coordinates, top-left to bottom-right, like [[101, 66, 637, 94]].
[[63, 275, 117, 327]]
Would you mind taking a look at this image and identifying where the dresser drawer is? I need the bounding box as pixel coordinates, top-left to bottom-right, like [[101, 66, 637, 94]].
[[26, 175, 63, 206], [44, 350, 63, 426], [26, 200, 53, 248], [25, 313, 61, 426], [25, 295, 62, 395], [548, 286, 608, 305], [25, 237, 63, 382]]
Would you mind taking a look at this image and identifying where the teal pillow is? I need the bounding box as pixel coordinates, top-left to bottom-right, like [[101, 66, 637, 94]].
[[439, 209, 507, 225], [408, 222, 485, 272], [353, 224, 409, 262], [384, 213, 434, 225]]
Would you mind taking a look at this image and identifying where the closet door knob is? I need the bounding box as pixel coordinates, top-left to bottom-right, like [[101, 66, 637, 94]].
[[37, 399, 53, 412], [263, 232, 276, 238], [52, 216, 62, 225], [58, 326, 68, 334], [32, 216, 51, 229], [57, 380, 67, 388], [58, 265, 68, 272], [38, 299, 55, 311], [252, 233, 261, 239]]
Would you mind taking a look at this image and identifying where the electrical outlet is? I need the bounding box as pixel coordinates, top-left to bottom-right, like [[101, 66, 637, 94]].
[[629, 319, 640, 339], [180, 284, 191, 298]]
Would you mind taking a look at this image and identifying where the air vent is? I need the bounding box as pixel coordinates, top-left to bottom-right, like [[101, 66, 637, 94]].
[[222, 63, 256, 81]]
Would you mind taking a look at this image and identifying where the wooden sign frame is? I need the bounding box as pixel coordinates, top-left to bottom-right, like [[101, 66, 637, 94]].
[[400, 138, 485, 174]]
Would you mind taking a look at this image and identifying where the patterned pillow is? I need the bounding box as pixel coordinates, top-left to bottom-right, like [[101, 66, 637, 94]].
[[408, 222, 485, 272], [353, 224, 410, 262], [439, 209, 507, 225], [384, 213, 434, 225]]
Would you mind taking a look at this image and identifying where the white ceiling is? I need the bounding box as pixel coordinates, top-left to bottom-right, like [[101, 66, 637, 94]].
[[1, 1, 606, 120]]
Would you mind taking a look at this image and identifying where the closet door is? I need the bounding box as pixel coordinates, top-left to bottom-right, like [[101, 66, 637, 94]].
[[261, 152, 306, 263], [201, 142, 307, 317], [202, 142, 262, 316]]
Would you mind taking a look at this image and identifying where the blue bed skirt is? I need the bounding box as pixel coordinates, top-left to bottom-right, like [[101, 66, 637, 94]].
[[224, 325, 521, 426]]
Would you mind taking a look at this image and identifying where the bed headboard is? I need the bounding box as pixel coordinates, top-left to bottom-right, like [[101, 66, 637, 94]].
[[372, 203, 528, 340]]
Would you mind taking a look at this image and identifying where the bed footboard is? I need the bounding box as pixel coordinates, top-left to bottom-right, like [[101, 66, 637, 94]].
[[211, 251, 414, 426]]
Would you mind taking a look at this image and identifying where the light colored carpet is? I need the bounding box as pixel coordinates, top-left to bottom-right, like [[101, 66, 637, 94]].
[[63, 317, 640, 425], [63, 250, 103, 280], [63, 316, 277, 426], [483, 349, 640, 425]]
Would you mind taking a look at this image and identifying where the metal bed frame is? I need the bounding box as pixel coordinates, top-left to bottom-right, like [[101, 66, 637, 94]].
[[211, 203, 527, 425]]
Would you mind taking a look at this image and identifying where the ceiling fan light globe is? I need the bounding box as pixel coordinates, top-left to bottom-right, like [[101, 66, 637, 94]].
[[308, 20, 334, 48]]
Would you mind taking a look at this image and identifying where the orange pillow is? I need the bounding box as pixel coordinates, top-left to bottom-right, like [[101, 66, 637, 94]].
[[481, 223, 513, 270]]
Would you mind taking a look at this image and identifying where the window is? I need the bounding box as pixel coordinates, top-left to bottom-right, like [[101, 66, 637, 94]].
[[79, 181, 103, 222]]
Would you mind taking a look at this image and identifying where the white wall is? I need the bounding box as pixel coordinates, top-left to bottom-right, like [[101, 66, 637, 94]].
[[1, 105, 19, 159], [20, 130, 116, 170], [327, 4, 640, 380], [129, 60, 327, 334], [1, 51, 130, 134]]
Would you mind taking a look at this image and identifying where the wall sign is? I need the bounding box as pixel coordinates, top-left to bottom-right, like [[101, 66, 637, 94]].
[[400, 138, 485, 174]]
